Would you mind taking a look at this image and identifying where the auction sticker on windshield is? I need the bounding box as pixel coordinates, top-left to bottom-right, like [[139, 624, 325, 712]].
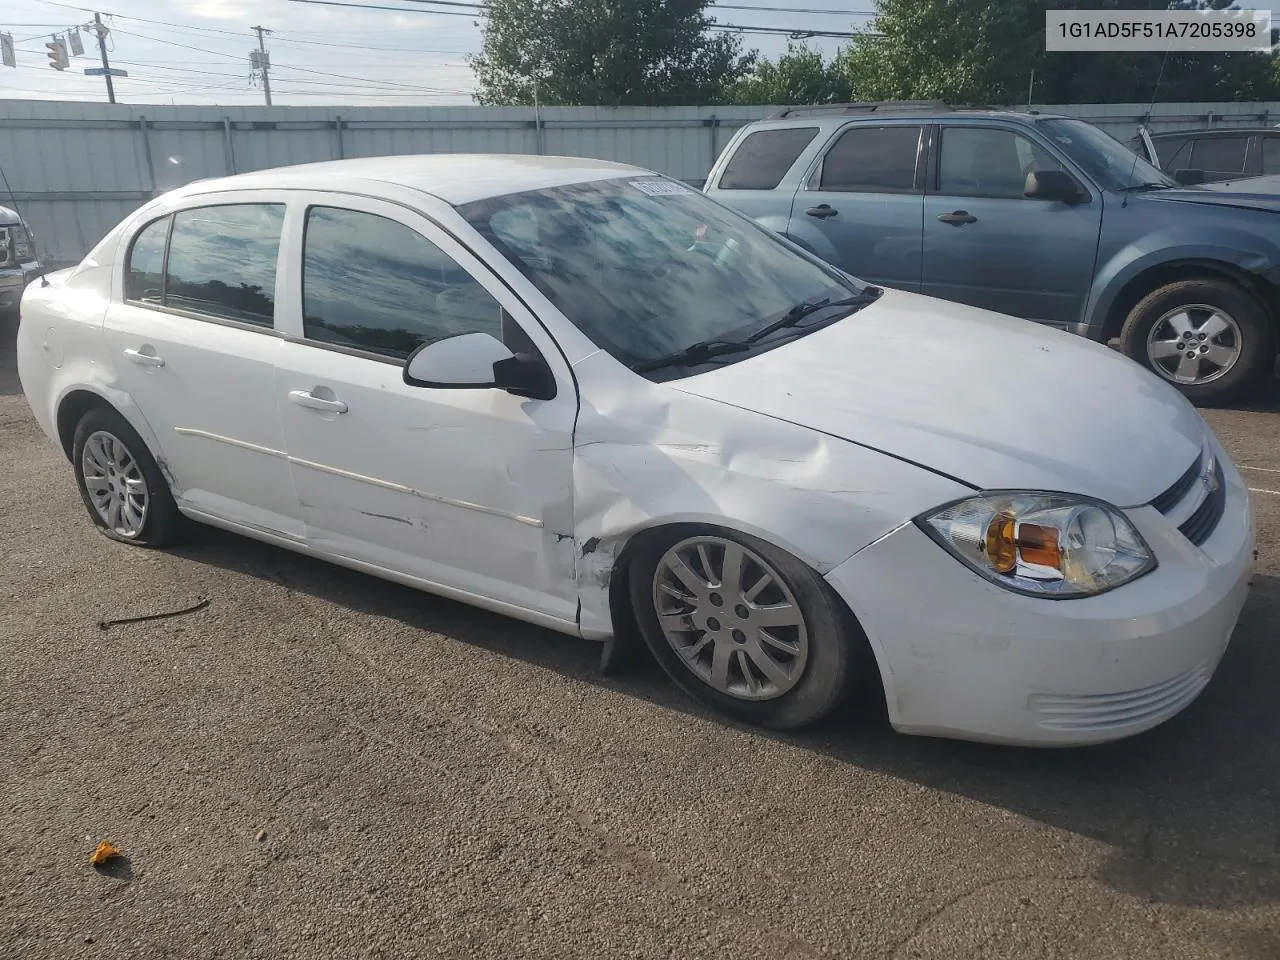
[[1046, 9, 1271, 52], [629, 178, 692, 197]]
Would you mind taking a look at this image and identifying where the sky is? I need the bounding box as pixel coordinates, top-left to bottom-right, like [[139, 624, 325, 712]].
[[0, 0, 863, 106]]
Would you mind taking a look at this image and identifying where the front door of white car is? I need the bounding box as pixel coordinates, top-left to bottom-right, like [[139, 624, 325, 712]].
[[103, 195, 304, 539], [272, 194, 579, 625]]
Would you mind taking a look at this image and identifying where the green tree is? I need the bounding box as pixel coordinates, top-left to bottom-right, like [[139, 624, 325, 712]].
[[471, 0, 755, 106], [843, 0, 1279, 105], [730, 42, 853, 105]]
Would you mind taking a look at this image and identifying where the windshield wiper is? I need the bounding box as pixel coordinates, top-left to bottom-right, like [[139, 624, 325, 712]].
[[1119, 181, 1171, 192], [744, 288, 882, 344], [630, 337, 751, 373]]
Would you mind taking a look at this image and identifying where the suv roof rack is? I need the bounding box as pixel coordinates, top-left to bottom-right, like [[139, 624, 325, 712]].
[[769, 100, 1012, 120], [770, 100, 952, 119]]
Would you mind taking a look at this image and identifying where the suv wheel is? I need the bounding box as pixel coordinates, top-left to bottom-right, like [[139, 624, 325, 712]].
[[1119, 278, 1274, 406]]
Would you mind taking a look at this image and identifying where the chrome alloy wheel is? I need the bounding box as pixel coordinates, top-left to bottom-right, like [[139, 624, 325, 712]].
[[651, 536, 809, 701], [81, 430, 150, 538], [1146, 304, 1243, 385]]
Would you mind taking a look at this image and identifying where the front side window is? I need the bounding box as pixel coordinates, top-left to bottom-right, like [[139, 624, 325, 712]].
[[125, 215, 170, 303], [460, 177, 861, 371], [818, 125, 922, 193], [302, 206, 503, 360], [1155, 137, 1191, 170], [165, 204, 284, 326], [938, 127, 1065, 199], [718, 127, 819, 190]]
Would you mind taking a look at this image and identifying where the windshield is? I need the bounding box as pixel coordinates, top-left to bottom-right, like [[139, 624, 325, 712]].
[[458, 177, 859, 370], [1038, 117, 1176, 191]]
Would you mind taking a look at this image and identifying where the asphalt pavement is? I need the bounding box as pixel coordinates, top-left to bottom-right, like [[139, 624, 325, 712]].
[[2, 316, 1278, 959]]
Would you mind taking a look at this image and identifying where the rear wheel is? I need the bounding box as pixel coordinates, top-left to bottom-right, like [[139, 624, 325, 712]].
[[1119, 278, 1274, 406], [71, 407, 186, 547], [629, 526, 869, 729]]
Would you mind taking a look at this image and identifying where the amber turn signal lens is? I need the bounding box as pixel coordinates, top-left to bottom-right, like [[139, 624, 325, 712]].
[[985, 515, 1062, 574], [984, 512, 1017, 573], [1016, 523, 1062, 569]]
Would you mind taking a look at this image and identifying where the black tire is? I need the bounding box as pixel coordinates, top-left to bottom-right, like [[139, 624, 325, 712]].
[[628, 524, 872, 730], [1119, 278, 1275, 406], [71, 406, 187, 547]]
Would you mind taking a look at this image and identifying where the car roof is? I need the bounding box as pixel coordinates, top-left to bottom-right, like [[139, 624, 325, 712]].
[[174, 154, 648, 206]]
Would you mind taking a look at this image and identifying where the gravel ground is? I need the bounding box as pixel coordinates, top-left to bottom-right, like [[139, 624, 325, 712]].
[[2, 320, 1278, 960]]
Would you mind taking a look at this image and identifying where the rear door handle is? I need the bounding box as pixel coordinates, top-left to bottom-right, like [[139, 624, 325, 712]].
[[805, 204, 838, 219], [123, 347, 165, 367], [289, 389, 348, 414], [937, 210, 977, 225]]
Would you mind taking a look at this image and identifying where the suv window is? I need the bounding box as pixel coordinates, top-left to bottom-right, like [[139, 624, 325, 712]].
[[165, 204, 283, 326], [1263, 136, 1280, 175], [1151, 136, 1190, 169], [818, 125, 922, 192], [302, 206, 503, 360], [126, 215, 170, 303], [1190, 136, 1248, 173], [718, 127, 819, 190], [938, 127, 1064, 199]]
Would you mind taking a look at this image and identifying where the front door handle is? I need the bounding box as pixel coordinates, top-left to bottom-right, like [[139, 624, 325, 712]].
[[805, 204, 838, 219], [124, 347, 165, 367], [937, 210, 977, 225], [289, 389, 348, 414]]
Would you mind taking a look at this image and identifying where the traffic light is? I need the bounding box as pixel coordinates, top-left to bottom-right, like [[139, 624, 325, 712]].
[[46, 37, 69, 71]]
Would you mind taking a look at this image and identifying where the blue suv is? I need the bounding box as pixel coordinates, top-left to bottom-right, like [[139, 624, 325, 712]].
[[705, 103, 1280, 405]]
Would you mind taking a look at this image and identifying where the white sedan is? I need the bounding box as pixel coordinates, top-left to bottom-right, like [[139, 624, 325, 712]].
[[17, 155, 1255, 745]]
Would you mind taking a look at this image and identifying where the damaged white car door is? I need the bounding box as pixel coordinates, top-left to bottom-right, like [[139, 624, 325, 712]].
[[272, 193, 579, 625]]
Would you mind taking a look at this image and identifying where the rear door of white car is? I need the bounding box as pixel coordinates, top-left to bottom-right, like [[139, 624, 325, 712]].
[[103, 192, 303, 539], [272, 192, 578, 624]]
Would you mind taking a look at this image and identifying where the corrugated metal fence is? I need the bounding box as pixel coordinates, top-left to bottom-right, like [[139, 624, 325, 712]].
[[3, 99, 1279, 262]]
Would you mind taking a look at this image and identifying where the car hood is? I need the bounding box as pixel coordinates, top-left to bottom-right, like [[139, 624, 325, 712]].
[[674, 289, 1205, 507], [1145, 178, 1280, 213]]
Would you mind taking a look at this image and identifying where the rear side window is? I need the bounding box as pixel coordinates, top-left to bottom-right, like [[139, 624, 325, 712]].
[[164, 204, 284, 326], [125, 216, 170, 303], [1190, 136, 1248, 173], [817, 125, 922, 193], [718, 127, 819, 190], [301, 206, 503, 361], [1263, 137, 1280, 175]]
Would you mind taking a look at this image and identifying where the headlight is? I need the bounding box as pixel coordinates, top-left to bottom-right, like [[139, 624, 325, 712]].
[[917, 492, 1156, 598]]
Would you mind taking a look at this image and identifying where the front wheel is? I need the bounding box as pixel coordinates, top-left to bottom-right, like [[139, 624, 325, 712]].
[[1119, 278, 1274, 406], [71, 406, 187, 547], [628, 526, 869, 730]]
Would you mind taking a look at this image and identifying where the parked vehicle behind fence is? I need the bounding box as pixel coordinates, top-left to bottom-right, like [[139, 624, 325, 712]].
[[0, 204, 43, 318], [705, 102, 1280, 406]]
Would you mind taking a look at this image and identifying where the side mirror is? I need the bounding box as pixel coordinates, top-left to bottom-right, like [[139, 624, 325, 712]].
[[1024, 169, 1083, 204], [403, 331, 556, 401], [1173, 168, 1205, 186]]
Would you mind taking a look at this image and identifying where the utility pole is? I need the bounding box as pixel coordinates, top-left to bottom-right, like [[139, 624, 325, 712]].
[[252, 26, 272, 106], [93, 12, 115, 104]]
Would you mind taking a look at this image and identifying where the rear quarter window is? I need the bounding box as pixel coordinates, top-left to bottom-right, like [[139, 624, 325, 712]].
[[717, 127, 819, 190]]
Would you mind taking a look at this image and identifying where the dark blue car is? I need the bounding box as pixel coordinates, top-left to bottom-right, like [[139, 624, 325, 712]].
[[706, 104, 1280, 405]]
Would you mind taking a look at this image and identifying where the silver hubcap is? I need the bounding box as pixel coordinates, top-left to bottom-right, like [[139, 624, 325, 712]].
[[652, 536, 809, 701], [82, 430, 149, 538], [1147, 304, 1242, 385]]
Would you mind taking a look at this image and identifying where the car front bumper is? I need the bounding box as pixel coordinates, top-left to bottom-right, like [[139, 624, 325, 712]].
[[825, 442, 1255, 746]]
